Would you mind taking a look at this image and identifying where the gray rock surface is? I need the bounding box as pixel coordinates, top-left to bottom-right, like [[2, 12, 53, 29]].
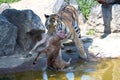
[[2, 9, 45, 51], [87, 33, 120, 58], [87, 4, 120, 33], [0, 15, 17, 56], [0, 3, 11, 13]]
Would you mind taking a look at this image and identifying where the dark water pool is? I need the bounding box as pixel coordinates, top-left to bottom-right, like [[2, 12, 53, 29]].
[[0, 58, 120, 80]]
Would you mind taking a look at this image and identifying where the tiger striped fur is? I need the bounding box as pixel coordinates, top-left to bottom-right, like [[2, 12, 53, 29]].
[[45, 5, 87, 59]]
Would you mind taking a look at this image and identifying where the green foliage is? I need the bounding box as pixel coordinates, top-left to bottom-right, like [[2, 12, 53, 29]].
[[86, 29, 95, 35], [0, 0, 20, 4], [64, 0, 69, 3], [77, 0, 98, 19]]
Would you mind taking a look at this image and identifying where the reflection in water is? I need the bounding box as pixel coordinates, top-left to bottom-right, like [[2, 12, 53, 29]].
[[66, 72, 74, 80], [42, 71, 48, 80], [0, 58, 120, 80], [81, 75, 94, 80], [84, 68, 95, 73]]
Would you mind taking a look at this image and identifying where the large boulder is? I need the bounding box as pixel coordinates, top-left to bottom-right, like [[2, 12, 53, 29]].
[[0, 3, 11, 13], [87, 4, 120, 33], [0, 15, 17, 56], [2, 9, 45, 51]]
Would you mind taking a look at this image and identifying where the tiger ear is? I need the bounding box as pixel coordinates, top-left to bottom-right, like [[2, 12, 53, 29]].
[[44, 14, 49, 18]]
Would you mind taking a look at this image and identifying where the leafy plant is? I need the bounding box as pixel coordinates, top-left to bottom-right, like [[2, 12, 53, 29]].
[[86, 29, 96, 35], [77, 0, 98, 19], [0, 0, 20, 4]]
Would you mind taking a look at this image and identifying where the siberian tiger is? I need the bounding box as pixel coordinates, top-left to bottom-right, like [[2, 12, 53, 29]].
[[44, 5, 87, 59]]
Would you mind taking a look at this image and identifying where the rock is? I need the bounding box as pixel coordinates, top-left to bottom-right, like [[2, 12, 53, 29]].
[[0, 14, 17, 56], [87, 4, 120, 33], [0, 3, 11, 13], [111, 4, 120, 32], [87, 4, 103, 32], [2, 9, 45, 51], [10, 0, 56, 24], [88, 34, 120, 58], [53, 0, 67, 13]]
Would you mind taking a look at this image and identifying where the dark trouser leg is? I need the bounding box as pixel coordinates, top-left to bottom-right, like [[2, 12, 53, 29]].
[[102, 4, 112, 34]]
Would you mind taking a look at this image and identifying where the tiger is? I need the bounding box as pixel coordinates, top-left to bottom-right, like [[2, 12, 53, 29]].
[[44, 5, 87, 59]]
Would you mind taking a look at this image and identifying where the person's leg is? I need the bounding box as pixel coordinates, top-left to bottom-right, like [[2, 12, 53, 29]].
[[101, 4, 112, 38], [102, 4, 112, 34]]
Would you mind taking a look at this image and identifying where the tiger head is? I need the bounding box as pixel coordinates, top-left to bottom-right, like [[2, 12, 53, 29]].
[[44, 14, 60, 35]]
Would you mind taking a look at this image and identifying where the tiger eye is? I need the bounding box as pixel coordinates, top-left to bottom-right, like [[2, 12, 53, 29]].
[[51, 18, 55, 22]]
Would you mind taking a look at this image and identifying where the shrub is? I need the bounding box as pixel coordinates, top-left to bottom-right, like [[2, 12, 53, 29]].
[[77, 0, 98, 19], [86, 29, 96, 35], [0, 0, 20, 4]]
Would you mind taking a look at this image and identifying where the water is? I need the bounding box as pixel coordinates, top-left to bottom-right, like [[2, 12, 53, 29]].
[[0, 58, 120, 80]]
